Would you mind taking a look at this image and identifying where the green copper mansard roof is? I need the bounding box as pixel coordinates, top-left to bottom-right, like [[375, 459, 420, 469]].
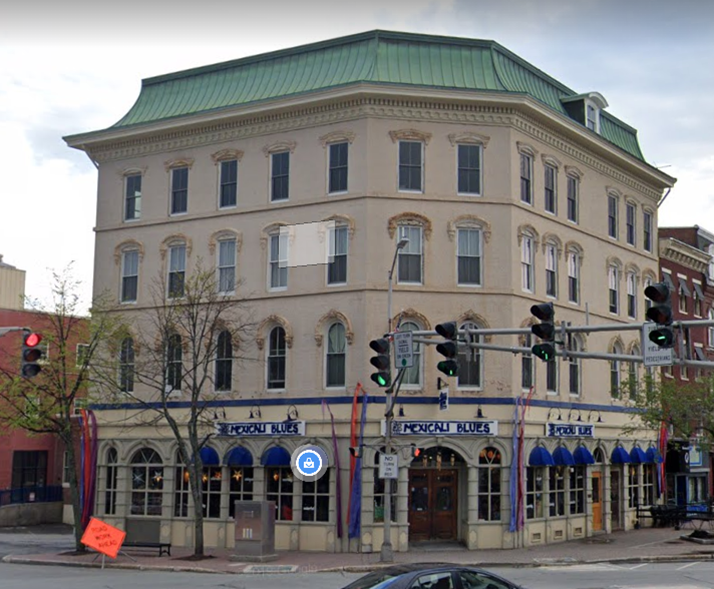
[[112, 30, 644, 161]]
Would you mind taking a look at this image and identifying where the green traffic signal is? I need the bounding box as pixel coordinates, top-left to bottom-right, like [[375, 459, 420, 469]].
[[369, 337, 392, 388], [649, 328, 674, 348], [437, 360, 458, 376], [371, 372, 391, 387], [532, 343, 555, 362], [435, 321, 459, 377]]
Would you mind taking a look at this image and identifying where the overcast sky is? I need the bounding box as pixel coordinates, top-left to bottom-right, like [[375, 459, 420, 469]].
[[1, 0, 713, 311]]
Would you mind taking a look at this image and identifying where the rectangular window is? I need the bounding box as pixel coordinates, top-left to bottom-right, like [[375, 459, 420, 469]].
[[457, 228, 482, 286], [174, 467, 189, 517], [121, 250, 139, 303], [75, 344, 89, 368], [62, 451, 71, 484], [643, 464, 655, 506], [124, 174, 142, 221], [626, 202, 636, 246], [457, 144, 481, 195], [269, 233, 288, 289], [328, 142, 348, 193], [628, 465, 640, 509], [171, 167, 188, 215], [398, 141, 423, 192], [693, 286, 703, 317], [520, 153, 532, 204], [643, 211, 653, 252], [202, 466, 222, 519], [567, 176, 578, 223], [526, 466, 544, 519], [608, 195, 618, 238], [271, 151, 290, 201], [567, 252, 579, 304], [569, 356, 580, 396], [545, 244, 557, 298], [302, 472, 330, 522], [587, 104, 597, 131], [219, 160, 238, 208], [229, 467, 254, 518], [546, 358, 557, 393], [569, 466, 585, 514], [168, 244, 186, 299], [627, 273, 637, 318], [397, 226, 423, 284], [544, 164, 556, 214], [327, 225, 348, 285], [521, 236, 533, 292], [522, 334, 533, 389], [457, 327, 481, 389], [549, 466, 565, 516], [609, 266, 619, 314], [104, 460, 118, 515], [11, 450, 47, 489], [217, 239, 236, 294], [266, 467, 293, 521]]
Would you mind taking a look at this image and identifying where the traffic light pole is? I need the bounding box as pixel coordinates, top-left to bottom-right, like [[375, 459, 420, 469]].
[[382, 366, 405, 563]]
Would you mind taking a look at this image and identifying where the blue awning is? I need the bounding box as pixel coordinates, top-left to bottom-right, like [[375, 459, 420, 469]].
[[225, 446, 253, 467], [529, 446, 555, 466], [630, 447, 648, 464], [646, 447, 664, 464], [261, 446, 291, 467], [553, 446, 575, 466], [199, 446, 220, 466], [573, 445, 595, 465], [611, 447, 631, 464]]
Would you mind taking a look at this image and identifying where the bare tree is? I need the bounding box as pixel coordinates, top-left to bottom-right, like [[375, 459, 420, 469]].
[[0, 266, 120, 552], [93, 262, 254, 558]]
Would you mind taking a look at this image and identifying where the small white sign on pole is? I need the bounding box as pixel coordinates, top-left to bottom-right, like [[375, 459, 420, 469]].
[[393, 331, 414, 368], [439, 387, 449, 411], [379, 453, 398, 479], [641, 322, 674, 367]]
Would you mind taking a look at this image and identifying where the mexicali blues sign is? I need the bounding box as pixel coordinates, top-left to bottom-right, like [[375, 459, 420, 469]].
[[381, 420, 498, 436], [545, 422, 594, 438], [216, 421, 305, 437]]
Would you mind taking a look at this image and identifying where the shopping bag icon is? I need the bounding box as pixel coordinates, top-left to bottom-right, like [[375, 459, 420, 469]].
[[303, 458, 315, 469]]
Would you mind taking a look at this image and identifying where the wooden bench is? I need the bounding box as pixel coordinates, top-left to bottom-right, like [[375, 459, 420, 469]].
[[124, 519, 172, 557]]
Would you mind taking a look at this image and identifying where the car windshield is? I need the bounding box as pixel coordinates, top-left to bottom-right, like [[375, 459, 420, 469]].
[[343, 571, 401, 589]]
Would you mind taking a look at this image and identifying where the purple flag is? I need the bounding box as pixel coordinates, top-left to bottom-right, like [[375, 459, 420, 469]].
[[509, 399, 519, 532], [348, 392, 368, 538]]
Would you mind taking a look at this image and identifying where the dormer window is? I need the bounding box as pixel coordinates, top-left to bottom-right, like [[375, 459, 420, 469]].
[[561, 92, 608, 135], [586, 104, 598, 132]]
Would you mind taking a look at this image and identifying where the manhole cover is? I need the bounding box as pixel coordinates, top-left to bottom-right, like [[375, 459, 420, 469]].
[[243, 565, 299, 574]]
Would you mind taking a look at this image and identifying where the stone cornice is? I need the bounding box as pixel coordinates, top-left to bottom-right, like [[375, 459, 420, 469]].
[[659, 238, 710, 273], [78, 94, 668, 199]]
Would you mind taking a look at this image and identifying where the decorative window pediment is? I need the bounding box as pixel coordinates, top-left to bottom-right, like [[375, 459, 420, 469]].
[[211, 149, 244, 164], [314, 310, 354, 347], [388, 212, 432, 240], [516, 141, 538, 158], [541, 233, 563, 258], [564, 240, 584, 261], [606, 256, 623, 270], [458, 310, 492, 343], [389, 129, 432, 145], [391, 308, 431, 331], [541, 154, 562, 168], [642, 269, 657, 283], [564, 165, 584, 179], [609, 336, 625, 353], [163, 158, 194, 171], [114, 239, 145, 265], [447, 132, 490, 148], [159, 234, 192, 260], [624, 262, 641, 276], [256, 315, 293, 350], [260, 221, 290, 249], [319, 130, 356, 147], [606, 186, 623, 199], [517, 224, 540, 251], [119, 166, 147, 177], [208, 229, 243, 255], [447, 215, 491, 243], [321, 214, 356, 239], [262, 140, 297, 157]]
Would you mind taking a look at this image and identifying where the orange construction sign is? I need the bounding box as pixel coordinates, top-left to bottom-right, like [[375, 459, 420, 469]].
[[80, 517, 126, 559]]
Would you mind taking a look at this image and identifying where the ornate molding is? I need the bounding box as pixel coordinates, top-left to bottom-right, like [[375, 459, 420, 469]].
[[393, 308, 431, 330], [642, 268, 658, 282], [163, 158, 194, 171], [447, 215, 491, 243], [118, 166, 147, 177], [564, 240, 584, 264], [113, 239, 145, 265], [516, 224, 540, 251], [624, 262, 641, 277], [605, 185, 623, 198], [210, 148, 244, 163], [606, 255, 623, 271], [388, 128, 432, 145], [256, 315, 293, 350], [262, 140, 297, 157], [447, 132, 490, 148], [541, 233, 563, 258], [387, 212, 432, 240], [541, 153, 562, 168], [159, 234, 192, 261], [660, 238, 710, 272], [458, 310, 492, 343], [318, 130, 356, 147], [314, 310, 354, 347], [321, 214, 356, 238], [516, 141, 538, 157], [564, 165, 584, 179], [608, 335, 626, 353], [208, 229, 243, 255], [260, 222, 290, 250]]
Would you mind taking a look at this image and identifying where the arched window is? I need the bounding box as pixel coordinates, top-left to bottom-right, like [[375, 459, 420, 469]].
[[594, 447, 605, 464], [400, 321, 421, 386], [166, 334, 182, 392], [215, 330, 232, 391], [130, 448, 163, 516], [522, 333, 534, 390], [611, 342, 623, 398], [174, 450, 190, 518], [458, 321, 482, 389], [628, 345, 640, 399], [569, 337, 581, 396], [326, 323, 346, 387], [267, 326, 286, 389], [477, 447, 502, 521], [104, 448, 118, 515], [119, 337, 135, 393]]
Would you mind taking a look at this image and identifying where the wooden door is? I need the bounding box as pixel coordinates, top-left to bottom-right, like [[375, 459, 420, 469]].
[[408, 469, 458, 542], [592, 471, 603, 531]]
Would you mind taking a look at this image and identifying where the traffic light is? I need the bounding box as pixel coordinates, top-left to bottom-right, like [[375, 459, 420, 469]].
[[369, 337, 392, 387], [21, 332, 44, 378], [349, 446, 362, 459], [530, 302, 556, 362], [435, 321, 459, 377], [410, 444, 421, 459], [645, 282, 674, 348]]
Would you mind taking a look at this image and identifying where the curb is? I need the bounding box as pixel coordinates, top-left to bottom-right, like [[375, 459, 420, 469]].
[[1, 555, 221, 574]]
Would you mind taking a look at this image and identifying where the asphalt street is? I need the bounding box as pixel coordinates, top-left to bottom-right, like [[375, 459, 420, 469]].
[[1, 561, 714, 589], [0, 526, 74, 558]]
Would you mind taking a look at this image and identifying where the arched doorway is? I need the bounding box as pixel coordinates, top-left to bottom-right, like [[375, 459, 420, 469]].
[[408, 446, 465, 542]]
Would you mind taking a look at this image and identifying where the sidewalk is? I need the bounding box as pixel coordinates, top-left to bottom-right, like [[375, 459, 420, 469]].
[[3, 526, 714, 575]]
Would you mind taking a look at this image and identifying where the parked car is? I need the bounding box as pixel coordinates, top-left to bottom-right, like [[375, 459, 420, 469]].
[[341, 563, 524, 589]]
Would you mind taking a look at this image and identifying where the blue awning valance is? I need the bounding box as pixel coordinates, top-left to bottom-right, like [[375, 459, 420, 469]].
[[630, 447, 648, 464], [611, 447, 631, 464], [261, 446, 291, 467], [573, 445, 595, 465], [225, 446, 253, 467], [646, 447, 664, 464], [553, 446, 575, 466], [199, 446, 220, 466], [529, 446, 555, 466]]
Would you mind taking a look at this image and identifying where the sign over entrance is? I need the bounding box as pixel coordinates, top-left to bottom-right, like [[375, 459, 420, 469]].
[[382, 419, 498, 436], [216, 421, 306, 437], [379, 453, 398, 479], [545, 422, 595, 438]]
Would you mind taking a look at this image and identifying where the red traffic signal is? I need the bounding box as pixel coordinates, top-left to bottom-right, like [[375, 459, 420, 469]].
[[24, 333, 42, 348], [21, 332, 44, 378], [411, 444, 421, 458]]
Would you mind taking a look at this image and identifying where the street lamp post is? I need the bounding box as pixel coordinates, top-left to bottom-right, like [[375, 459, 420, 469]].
[[381, 237, 408, 563]]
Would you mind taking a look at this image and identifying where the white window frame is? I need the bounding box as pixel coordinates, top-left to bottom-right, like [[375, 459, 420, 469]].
[[399, 321, 422, 389], [219, 159, 238, 209], [396, 225, 423, 285], [544, 163, 557, 214], [327, 141, 349, 195], [568, 337, 581, 397], [124, 173, 142, 222], [585, 101, 600, 132], [608, 265, 619, 314], [457, 321, 482, 390], [546, 355, 558, 394], [693, 282, 703, 317], [611, 344, 623, 398], [325, 322, 346, 389], [627, 272, 637, 319], [567, 250, 580, 305], [520, 152, 533, 205], [545, 243, 558, 298], [217, 238, 237, 295], [121, 249, 139, 304], [270, 151, 290, 202], [75, 343, 89, 368], [521, 235, 534, 292], [626, 202, 636, 246], [266, 326, 287, 391], [170, 166, 189, 216], [566, 175, 579, 224], [397, 140, 424, 193], [167, 243, 186, 300], [608, 194, 619, 239], [456, 227, 482, 287], [268, 232, 288, 291], [643, 276, 653, 313], [327, 224, 348, 286], [643, 210, 653, 252], [456, 143, 482, 196]]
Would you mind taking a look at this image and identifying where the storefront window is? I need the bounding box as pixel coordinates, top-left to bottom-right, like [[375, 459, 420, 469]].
[[202, 466, 222, 519], [267, 467, 293, 521], [374, 451, 397, 523], [643, 464, 655, 506], [302, 471, 330, 522], [526, 466, 544, 519], [477, 447, 501, 521], [229, 467, 254, 518], [628, 465, 640, 508], [104, 448, 118, 516], [130, 448, 163, 516], [174, 453, 190, 518], [549, 466, 565, 516], [569, 466, 585, 514]]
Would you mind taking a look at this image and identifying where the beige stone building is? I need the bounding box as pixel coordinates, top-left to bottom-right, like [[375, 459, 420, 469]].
[[0, 255, 25, 310], [65, 31, 675, 553]]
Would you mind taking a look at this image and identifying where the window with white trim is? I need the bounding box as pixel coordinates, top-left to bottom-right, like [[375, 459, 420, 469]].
[[104, 448, 118, 515], [374, 450, 397, 523], [269, 232, 288, 290], [325, 323, 346, 388], [327, 225, 348, 285], [643, 211, 653, 252], [166, 333, 182, 393], [608, 265, 619, 314], [549, 466, 565, 516], [215, 330, 232, 392], [217, 238, 236, 294], [545, 244, 558, 298], [477, 447, 502, 521], [526, 466, 544, 519], [457, 144, 482, 195], [569, 336, 580, 396], [611, 343, 622, 398], [121, 249, 139, 303], [130, 448, 163, 516], [271, 152, 290, 201], [328, 142, 348, 194], [567, 175, 578, 223], [228, 465, 254, 518], [567, 251, 579, 304], [628, 464, 640, 509], [546, 356, 557, 394], [302, 471, 330, 522], [171, 167, 189, 215], [521, 235, 534, 292], [628, 346, 639, 399], [219, 160, 238, 208], [397, 225, 422, 284], [586, 103, 598, 131], [569, 465, 585, 514], [266, 467, 293, 521], [119, 337, 134, 393], [608, 194, 618, 239], [267, 326, 286, 390], [643, 464, 655, 506], [678, 283, 688, 314], [626, 202, 636, 246], [457, 321, 481, 389], [124, 174, 142, 221], [400, 321, 421, 387], [167, 243, 186, 299], [544, 164, 557, 214], [627, 272, 637, 318], [644, 277, 653, 312], [398, 141, 423, 192], [520, 153, 533, 204], [693, 285, 702, 317], [522, 334, 534, 390], [457, 228, 482, 286]]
